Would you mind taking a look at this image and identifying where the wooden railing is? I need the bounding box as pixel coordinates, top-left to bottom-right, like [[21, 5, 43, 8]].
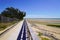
[[17, 20, 40, 40]]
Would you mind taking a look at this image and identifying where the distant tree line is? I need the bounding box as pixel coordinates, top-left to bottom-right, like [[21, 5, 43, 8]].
[[0, 7, 26, 20]]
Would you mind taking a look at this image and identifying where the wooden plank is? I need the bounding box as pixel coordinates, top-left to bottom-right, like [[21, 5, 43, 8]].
[[27, 20, 40, 40]]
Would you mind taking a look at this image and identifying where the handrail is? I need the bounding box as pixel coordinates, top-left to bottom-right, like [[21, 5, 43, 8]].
[[26, 20, 40, 40], [17, 20, 40, 40], [17, 20, 26, 40]]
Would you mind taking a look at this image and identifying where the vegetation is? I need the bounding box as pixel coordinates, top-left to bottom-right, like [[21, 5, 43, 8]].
[[0, 7, 26, 31], [28, 20, 60, 28], [41, 37, 49, 40], [38, 32, 50, 40], [38, 32, 42, 36], [0, 21, 17, 31], [1, 7, 26, 20], [47, 24, 60, 28]]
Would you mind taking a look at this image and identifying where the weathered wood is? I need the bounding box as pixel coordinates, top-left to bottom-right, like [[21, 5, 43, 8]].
[[26, 20, 40, 40]]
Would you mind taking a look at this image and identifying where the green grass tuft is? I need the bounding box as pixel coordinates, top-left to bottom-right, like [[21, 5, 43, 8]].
[[47, 24, 60, 28], [38, 32, 42, 36], [41, 37, 49, 40]]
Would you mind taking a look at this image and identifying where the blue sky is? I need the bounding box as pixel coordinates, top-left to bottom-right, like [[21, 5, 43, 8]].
[[0, 0, 60, 18]]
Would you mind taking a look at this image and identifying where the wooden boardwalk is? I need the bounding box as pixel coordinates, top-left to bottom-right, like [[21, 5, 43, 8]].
[[0, 20, 40, 40], [17, 20, 40, 40]]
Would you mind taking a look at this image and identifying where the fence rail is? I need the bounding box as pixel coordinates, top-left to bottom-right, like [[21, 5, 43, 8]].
[[17, 20, 40, 40]]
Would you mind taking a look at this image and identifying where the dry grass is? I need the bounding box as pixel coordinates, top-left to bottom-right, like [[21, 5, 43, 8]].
[[0, 21, 17, 31], [41, 37, 50, 40], [28, 19, 60, 39], [28, 19, 60, 28]]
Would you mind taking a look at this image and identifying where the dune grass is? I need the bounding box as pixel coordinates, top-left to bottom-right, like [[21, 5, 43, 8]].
[[0, 21, 17, 31], [47, 24, 60, 28], [28, 20, 60, 28], [41, 37, 49, 40], [38, 32, 50, 40], [38, 32, 43, 36]]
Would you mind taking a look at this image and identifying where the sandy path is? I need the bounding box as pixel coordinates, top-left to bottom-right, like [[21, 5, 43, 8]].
[[0, 21, 23, 40]]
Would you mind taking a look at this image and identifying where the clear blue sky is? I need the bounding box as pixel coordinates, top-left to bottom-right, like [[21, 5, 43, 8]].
[[0, 0, 60, 18]]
